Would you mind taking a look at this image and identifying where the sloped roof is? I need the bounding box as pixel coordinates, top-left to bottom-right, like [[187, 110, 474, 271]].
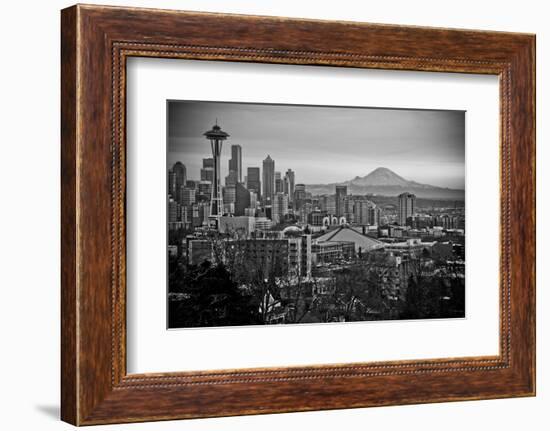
[[315, 226, 383, 252]]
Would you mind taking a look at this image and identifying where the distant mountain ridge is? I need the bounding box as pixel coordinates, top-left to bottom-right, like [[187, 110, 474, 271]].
[[306, 167, 464, 199]]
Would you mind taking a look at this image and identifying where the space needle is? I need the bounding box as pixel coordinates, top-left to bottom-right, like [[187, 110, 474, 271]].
[[203, 120, 229, 228]]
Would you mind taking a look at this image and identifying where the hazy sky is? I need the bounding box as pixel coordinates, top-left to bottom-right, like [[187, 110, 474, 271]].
[[168, 101, 465, 189]]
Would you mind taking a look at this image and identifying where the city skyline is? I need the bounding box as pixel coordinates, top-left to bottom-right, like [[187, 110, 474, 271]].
[[167, 100, 466, 329], [168, 100, 465, 189]]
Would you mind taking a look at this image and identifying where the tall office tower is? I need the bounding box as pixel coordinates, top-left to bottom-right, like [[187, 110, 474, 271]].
[[294, 183, 307, 211], [274, 172, 283, 193], [284, 169, 295, 203], [398, 192, 416, 226], [234, 182, 251, 216], [262, 155, 275, 204], [343, 196, 355, 223], [272, 192, 289, 224], [222, 185, 236, 215], [353, 199, 377, 225], [168, 198, 180, 224], [249, 191, 257, 209], [197, 181, 212, 199], [168, 170, 176, 197], [283, 177, 289, 198], [368, 205, 381, 226], [168, 162, 186, 202], [228, 144, 242, 183], [335, 185, 347, 217], [204, 122, 229, 225], [298, 202, 314, 225], [320, 194, 336, 215], [196, 202, 210, 227], [168, 198, 184, 232], [200, 158, 214, 182], [180, 187, 196, 207], [246, 167, 261, 200], [225, 170, 238, 186]]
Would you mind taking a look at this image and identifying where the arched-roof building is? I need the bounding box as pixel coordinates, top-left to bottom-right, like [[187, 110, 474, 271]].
[[315, 226, 382, 253]]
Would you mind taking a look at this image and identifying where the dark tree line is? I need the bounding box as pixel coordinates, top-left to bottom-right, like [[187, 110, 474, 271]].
[[168, 232, 465, 327], [400, 274, 465, 320], [169, 260, 261, 328]]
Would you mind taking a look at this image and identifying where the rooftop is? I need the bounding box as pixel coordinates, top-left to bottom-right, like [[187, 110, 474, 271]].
[[315, 226, 383, 252]]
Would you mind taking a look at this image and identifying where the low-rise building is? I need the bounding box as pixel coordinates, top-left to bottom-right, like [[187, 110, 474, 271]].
[[383, 238, 435, 257], [254, 217, 272, 231], [312, 241, 355, 265], [315, 225, 383, 255], [218, 216, 255, 237]]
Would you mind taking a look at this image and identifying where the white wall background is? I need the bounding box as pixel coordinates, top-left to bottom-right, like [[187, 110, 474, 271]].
[[0, 0, 546, 429]]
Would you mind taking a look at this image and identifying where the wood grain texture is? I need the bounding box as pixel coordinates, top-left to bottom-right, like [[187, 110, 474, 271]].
[[60, 5, 78, 425], [60, 4, 535, 425]]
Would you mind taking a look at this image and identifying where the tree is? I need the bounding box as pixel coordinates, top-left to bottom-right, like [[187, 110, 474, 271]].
[[168, 261, 261, 328], [168, 227, 192, 247], [400, 274, 442, 319]]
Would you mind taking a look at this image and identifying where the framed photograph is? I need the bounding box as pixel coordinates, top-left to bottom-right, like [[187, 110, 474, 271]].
[[164, 100, 467, 331], [61, 4, 535, 425]]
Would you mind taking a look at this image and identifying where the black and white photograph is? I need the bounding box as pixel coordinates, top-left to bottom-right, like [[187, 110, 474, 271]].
[[1, 0, 541, 428], [167, 100, 466, 329]]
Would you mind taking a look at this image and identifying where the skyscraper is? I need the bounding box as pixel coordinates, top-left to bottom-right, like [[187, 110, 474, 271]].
[[200, 158, 214, 182], [246, 167, 261, 199], [169, 162, 186, 203], [320, 194, 336, 215], [197, 181, 212, 199], [168, 197, 181, 227], [234, 182, 251, 216], [228, 144, 242, 183], [262, 155, 275, 205], [225, 170, 238, 186], [294, 183, 307, 211], [335, 185, 347, 217], [284, 169, 295, 203], [398, 192, 416, 226], [246, 167, 261, 200], [222, 185, 236, 214], [275, 171, 283, 193], [354, 199, 380, 226], [180, 187, 196, 206], [272, 192, 289, 224], [203, 122, 229, 225]]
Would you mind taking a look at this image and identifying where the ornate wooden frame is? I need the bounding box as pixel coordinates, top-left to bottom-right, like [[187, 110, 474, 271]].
[[61, 4, 535, 425]]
